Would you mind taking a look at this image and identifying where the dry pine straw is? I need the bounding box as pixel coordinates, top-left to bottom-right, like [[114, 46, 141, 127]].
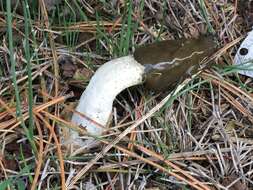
[[1, 0, 253, 190]]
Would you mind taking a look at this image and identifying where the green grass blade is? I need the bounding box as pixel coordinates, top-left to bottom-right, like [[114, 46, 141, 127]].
[[23, 0, 34, 136], [72, 0, 88, 21], [6, 0, 37, 154], [124, 0, 133, 55], [198, 0, 215, 34]]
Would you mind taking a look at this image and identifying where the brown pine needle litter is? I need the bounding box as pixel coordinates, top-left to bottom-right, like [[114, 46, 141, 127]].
[[1, 0, 253, 190]]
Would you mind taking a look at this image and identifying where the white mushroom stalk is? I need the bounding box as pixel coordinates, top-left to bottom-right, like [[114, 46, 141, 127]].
[[67, 55, 145, 147]]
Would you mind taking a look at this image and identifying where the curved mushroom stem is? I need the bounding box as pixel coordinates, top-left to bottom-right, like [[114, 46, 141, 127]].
[[63, 36, 217, 149], [66, 55, 145, 147]]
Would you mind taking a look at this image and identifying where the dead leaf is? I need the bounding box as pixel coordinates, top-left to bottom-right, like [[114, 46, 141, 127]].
[[59, 56, 77, 79]]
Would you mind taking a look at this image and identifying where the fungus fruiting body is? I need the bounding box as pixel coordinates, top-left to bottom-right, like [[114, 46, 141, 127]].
[[234, 29, 253, 77], [134, 35, 217, 91], [69, 55, 145, 146], [65, 36, 217, 147]]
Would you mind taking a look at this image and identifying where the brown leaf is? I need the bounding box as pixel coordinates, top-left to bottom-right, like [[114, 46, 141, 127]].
[[0, 154, 18, 172], [59, 56, 78, 79]]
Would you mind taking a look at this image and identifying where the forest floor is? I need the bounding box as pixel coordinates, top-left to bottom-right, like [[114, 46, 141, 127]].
[[0, 1, 253, 190]]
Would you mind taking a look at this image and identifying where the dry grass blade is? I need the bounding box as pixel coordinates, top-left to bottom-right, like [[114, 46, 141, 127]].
[[67, 76, 196, 188], [30, 118, 44, 190], [39, 0, 59, 97], [134, 144, 211, 190], [102, 141, 208, 190], [36, 113, 66, 190]]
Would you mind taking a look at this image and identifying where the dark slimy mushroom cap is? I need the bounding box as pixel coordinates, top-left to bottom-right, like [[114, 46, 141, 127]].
[[134, 35, 218, 92]]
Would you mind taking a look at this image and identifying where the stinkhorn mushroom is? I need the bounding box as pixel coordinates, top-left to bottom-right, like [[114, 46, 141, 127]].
[[64, 35, 217, 148], [234, 29, 253, 77]]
